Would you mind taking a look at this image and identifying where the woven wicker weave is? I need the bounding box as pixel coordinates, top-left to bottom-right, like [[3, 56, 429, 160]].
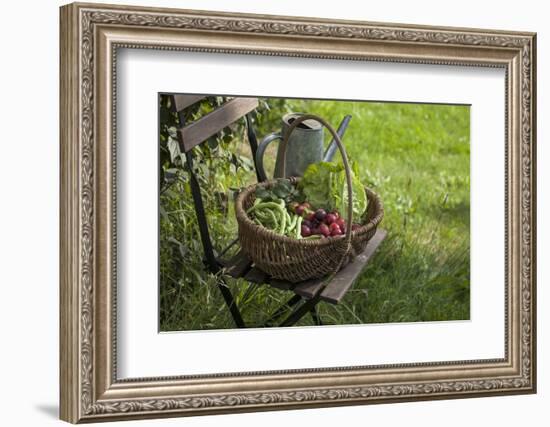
[[235, 114, 384, 283]]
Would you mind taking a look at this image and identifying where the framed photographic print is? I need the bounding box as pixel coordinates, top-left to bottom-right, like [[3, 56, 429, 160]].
[[59, 2, 537, 423]]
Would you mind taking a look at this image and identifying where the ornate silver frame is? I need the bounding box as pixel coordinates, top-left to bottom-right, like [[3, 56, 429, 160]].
[[60, 2, 536, 423]]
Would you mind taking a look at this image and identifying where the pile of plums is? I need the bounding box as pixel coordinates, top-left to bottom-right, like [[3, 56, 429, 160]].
[[291, 203, 360, 238]]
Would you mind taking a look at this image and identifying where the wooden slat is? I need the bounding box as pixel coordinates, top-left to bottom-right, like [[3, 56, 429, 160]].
[[293, 277, 325, 299], [269, 279, 294, 291], [171, 94, 206, 112], [291, 229, 386, 302], [244, 267, 293, 290], [320, 229, 387, 304], [178, 97, 259, 152], [244, 267, 268, 284]]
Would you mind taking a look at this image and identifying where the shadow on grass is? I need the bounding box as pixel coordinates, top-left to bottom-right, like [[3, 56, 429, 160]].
[[427, 200, 471, 228], [324, 229, 470, 325]]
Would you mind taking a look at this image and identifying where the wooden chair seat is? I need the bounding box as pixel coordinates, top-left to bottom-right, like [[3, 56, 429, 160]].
[[221, 229, 386, 305]]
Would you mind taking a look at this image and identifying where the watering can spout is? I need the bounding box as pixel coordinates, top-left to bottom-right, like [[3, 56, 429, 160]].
[[323, 114, 352, 162]]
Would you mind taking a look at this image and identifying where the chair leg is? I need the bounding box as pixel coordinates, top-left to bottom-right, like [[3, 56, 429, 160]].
[[217, 278, 246, 328], [279, 295, 322, 327], [263, 294, 302, 327]]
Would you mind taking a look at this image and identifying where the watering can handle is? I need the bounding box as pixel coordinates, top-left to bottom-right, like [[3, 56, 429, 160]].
[[323, 114, 352, 162], [255, 132, 282, 182]]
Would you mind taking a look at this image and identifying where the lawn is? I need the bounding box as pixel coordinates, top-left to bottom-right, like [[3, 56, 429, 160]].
[[159, 97, 470, 330]]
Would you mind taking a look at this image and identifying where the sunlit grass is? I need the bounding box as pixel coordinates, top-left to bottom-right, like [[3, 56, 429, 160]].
[[159, 99, 470, 331]]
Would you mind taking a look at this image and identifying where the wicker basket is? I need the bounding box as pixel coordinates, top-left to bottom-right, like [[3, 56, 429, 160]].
[[235, 114, 384, 283]]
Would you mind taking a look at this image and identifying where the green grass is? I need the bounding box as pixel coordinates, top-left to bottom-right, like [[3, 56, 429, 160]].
[[159, 99, 470, 331]]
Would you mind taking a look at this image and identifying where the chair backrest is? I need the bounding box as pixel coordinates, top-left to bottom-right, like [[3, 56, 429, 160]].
[[167, 94, 260, 272]]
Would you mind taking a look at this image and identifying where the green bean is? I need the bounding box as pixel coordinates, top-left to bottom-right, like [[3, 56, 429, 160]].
[[278, 208, 287, 234], [262, 205, 286, 232], [254, 208, 276, 227], [254, 209, 271, 221], [246, 202, 263, 214], [286, 214, 297, 234], [292, 215, 300, 233], [249, 205, 276, 228], [284, 212, 292, 231], [248, 203, 286, 231], [264, 208, 280, 229], [248, 199, 308, 238], [247, 201, 286, 214], [302, 234, 322, 240], [295, 216, 303, 239]]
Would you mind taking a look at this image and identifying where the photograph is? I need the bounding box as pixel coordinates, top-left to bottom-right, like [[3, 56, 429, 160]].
[[57, 3, 536, 422], [159, 94, 471, 331]]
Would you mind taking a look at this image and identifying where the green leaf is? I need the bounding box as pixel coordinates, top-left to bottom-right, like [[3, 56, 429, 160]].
[[255, 187, 270, 200], [272, 186, 288, 199], [167, 126, 178, 138], [167, 138, 181, 164], [207, 136, 219, 150], [277, 179, 292, 191], [300, 161, 367, 218], [164, 168, 178, 184], [238, 155, 254, 171]]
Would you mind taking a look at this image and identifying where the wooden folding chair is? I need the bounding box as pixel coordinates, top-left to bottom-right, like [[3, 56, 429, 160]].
[[168, 94, 386, 328]]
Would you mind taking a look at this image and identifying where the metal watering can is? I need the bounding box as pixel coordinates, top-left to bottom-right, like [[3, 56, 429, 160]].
[[255, 113, 352, 181]]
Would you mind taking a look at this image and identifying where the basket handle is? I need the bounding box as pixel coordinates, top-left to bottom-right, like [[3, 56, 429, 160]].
[[280, 114, 354, 264]]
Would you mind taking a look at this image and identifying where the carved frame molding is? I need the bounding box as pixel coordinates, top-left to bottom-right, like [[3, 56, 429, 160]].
[[60, 2, 536, 423]]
